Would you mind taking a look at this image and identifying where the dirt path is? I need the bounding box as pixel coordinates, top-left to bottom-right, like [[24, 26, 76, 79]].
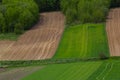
[[0, 12, 65, 60], [0, 67, 42, 80], [106, 8, 120, 56]]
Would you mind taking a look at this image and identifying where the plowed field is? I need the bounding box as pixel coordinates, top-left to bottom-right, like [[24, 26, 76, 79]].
[[0, 12, 65, 60], [106, 8, 120, 56]]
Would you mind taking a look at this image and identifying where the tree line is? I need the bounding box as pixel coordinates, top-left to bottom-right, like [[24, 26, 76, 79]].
[[0, 0, 39, 34], [111, 0, 120, 7], [33, 0, 120, 23], [34, 0, 60, 12], [60, 0, 111, 23], [0, 0, 120, 34]]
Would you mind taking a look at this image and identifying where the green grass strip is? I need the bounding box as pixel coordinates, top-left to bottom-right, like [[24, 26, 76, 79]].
[[54, 23, 109, 59]]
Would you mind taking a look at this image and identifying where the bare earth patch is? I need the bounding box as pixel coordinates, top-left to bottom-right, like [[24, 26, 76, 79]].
[[0, 67, 42, 80], [0, 12, 65, 60], [0, 68, 6, 73], [106, 8, 120, 56]]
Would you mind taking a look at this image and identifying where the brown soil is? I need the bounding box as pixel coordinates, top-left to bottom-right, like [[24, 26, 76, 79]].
[[106, 8, 120, 56], [0, 12, 65, 60], [0, 68, 6, 73]]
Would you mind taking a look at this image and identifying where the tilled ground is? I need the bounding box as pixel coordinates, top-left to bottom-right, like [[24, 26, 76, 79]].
[[106, 8, 120, 56], [0, 12, 65, 60]]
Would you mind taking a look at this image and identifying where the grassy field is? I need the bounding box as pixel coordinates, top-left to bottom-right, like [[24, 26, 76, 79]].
[[22, 61, 102, 80], [88, 60, 120, 80], [54, 23, 109, 59], [0, 33, 20, 40], [22, 60, 120, 80]]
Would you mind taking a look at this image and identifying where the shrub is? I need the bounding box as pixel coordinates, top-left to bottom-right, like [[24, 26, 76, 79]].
[[99, 53, 108, 60]]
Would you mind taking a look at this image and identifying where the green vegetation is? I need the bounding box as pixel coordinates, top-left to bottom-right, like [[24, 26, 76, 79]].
[[0, 0, 120, 79], [22, 61, 102, 80], [0, 0, 119, 35], [33, 0, 120, 23], [0, 58, 107, 68], [0, 33, 20, 40], [54, 24, 109, 59], [111, 0, 120, 7], [34, 0, 60, 12], [60, 0, 110, 23], [0, 0, 39, 34], [88, 61, 120, 80], [22, 60, 120, 80]]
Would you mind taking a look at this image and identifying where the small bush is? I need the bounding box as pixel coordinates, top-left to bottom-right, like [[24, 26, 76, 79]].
[[99, 53, 108, 60]]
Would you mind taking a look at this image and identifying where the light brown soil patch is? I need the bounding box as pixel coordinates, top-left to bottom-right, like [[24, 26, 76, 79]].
[[106, 8, 120, 56], [0, 12, 65, 60]]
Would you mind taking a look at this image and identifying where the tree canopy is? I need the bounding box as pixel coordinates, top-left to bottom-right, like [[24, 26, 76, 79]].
[[60, 0, 111, 23], [0, 0, 39, 34]]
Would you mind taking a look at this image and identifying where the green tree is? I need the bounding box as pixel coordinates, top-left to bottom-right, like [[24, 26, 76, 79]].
[[19, 9, 35, 30], [14, 23, 24, 34], [0, 12, 6, 33], [60, 0, 110, 23], [0, 0, 39, 34], [5, 7, 19, 32]]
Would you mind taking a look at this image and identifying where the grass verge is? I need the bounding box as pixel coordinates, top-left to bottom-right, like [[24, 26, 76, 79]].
[[0, 33, 20, 41]]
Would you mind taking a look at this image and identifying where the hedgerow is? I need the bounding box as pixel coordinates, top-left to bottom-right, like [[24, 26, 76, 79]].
[[0, 0, 39, 34], [0, 57, 107, 68]]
